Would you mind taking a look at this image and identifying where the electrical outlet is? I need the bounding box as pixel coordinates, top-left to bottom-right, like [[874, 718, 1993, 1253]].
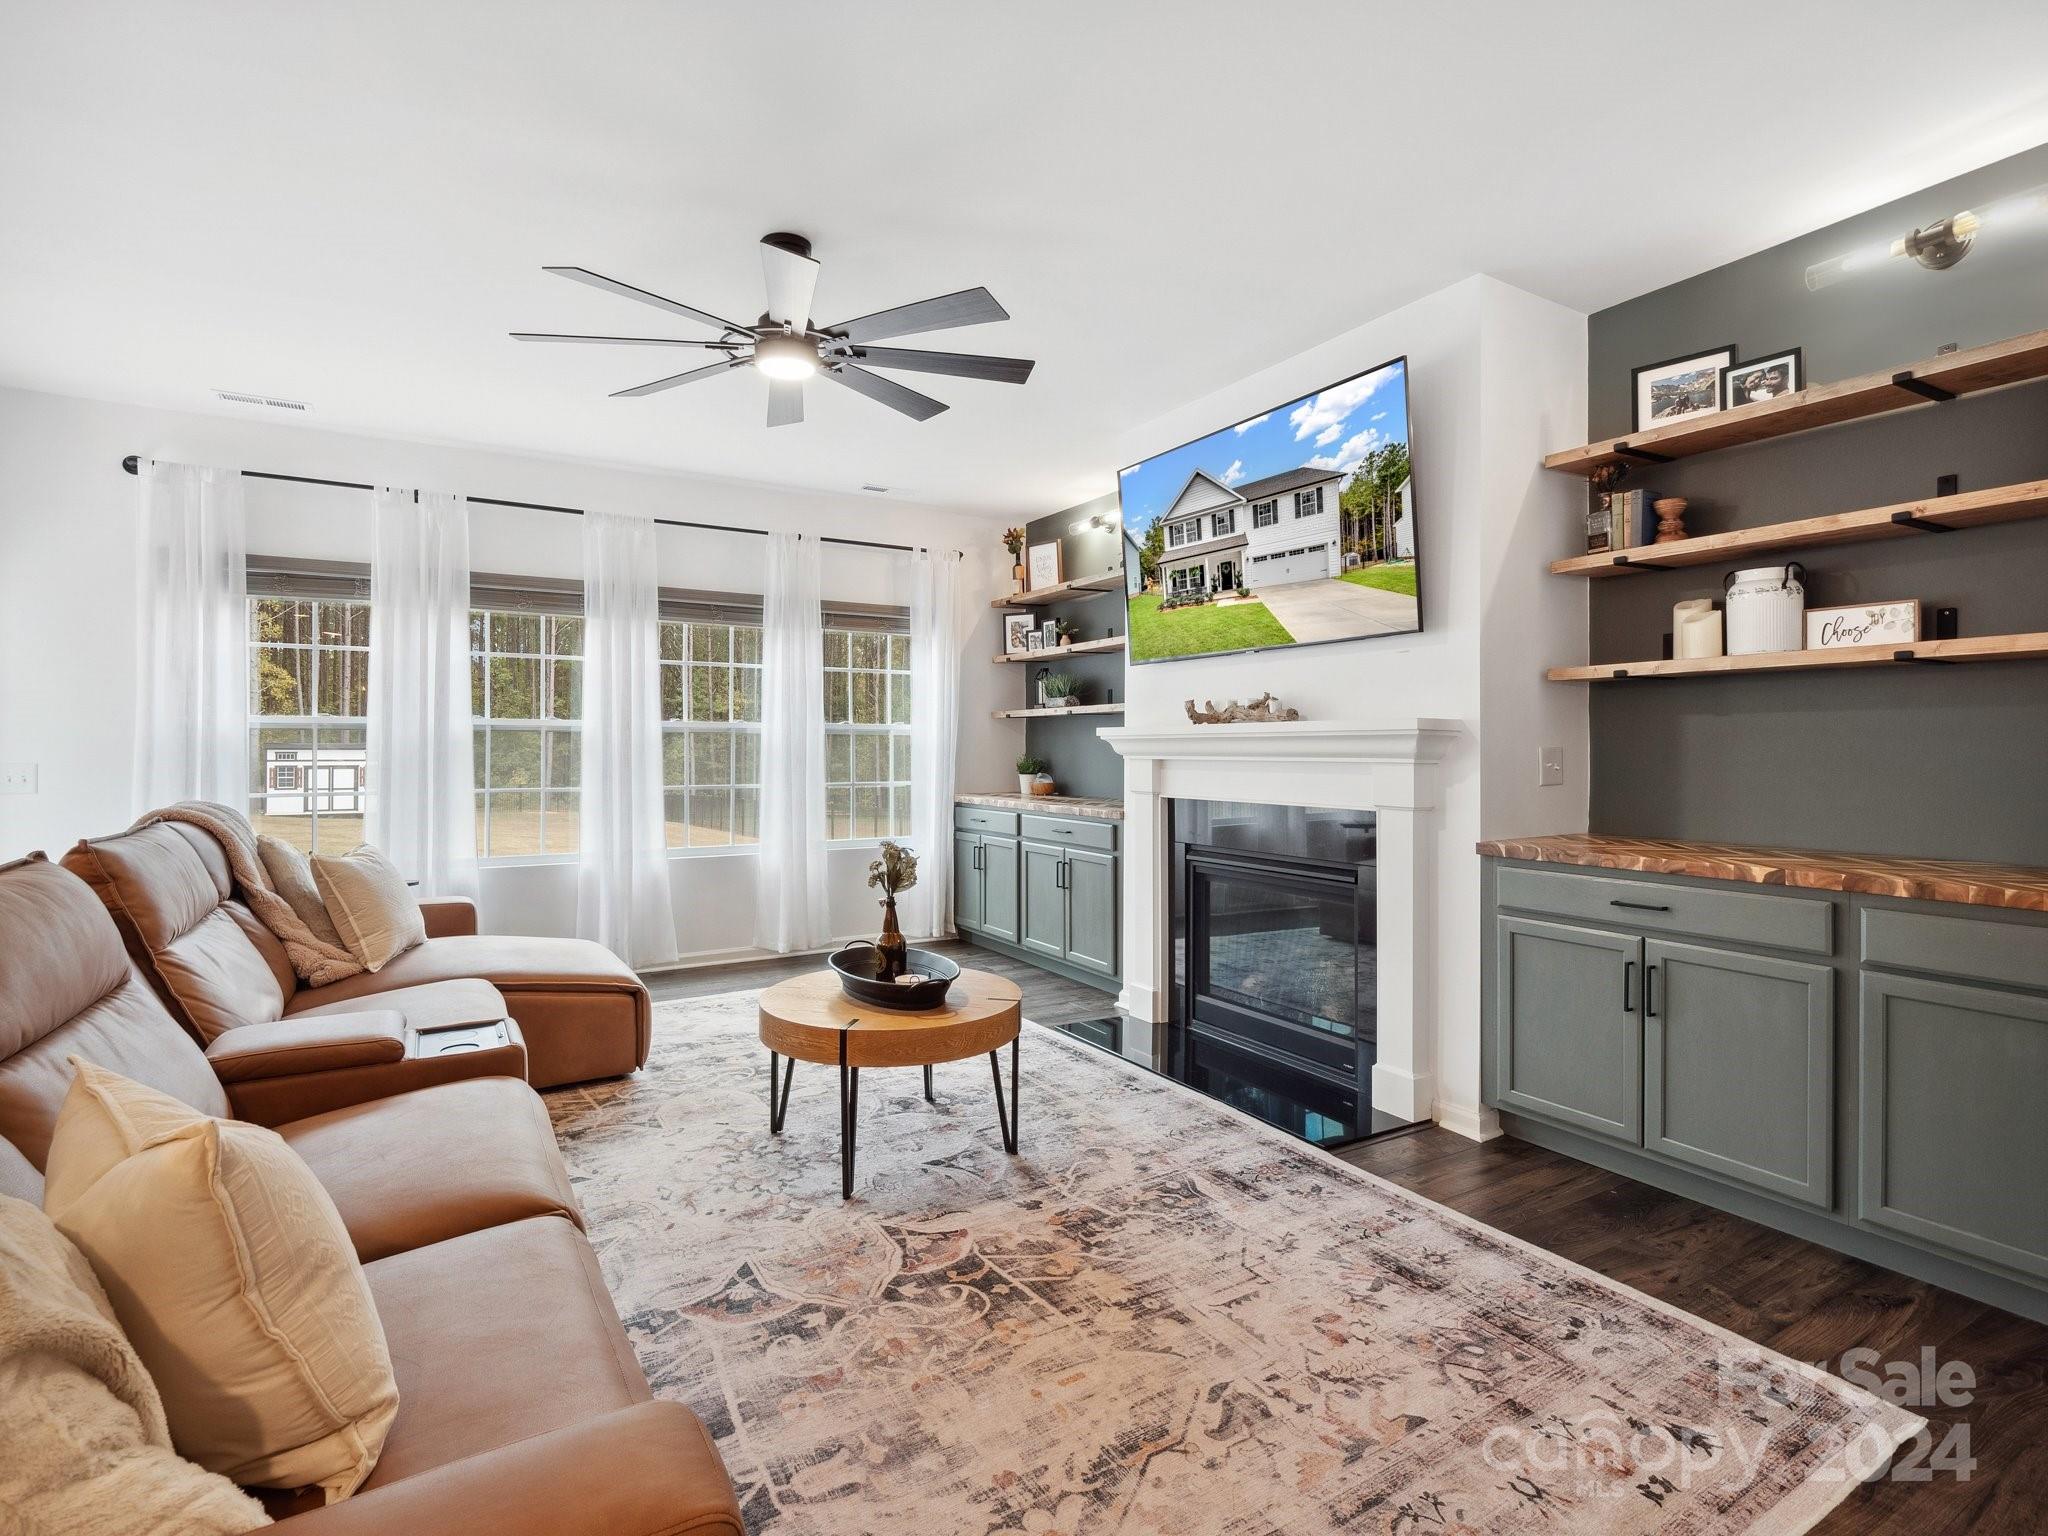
[[1538, 746, 1564, 788], [0, 763, 36, 795]]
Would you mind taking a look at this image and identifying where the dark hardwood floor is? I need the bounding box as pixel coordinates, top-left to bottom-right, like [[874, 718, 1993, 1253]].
[[644, 941, 2048, 1535]]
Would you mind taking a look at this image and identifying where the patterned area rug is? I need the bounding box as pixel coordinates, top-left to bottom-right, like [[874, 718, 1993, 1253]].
[[546, 993, 1919, 1535]]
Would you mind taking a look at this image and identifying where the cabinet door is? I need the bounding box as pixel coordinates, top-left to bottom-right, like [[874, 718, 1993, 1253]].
[[1019, 842, 1066, 958], [1644, 940, 1833, 1207], [952, 834, 983, 933], [979, 836, 1021, 945], [1858, 972, 2048, 1280], [1495, 917, 1642, 1144], [1062, 848, 1118, 978]]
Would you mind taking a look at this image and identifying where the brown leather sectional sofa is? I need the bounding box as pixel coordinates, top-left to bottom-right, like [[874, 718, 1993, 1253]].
[[61, 820, 650, 1088], [0, 851, 742, 1532]]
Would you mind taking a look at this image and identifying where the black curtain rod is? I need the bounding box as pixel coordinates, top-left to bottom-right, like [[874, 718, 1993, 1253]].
[[119, 455, 962, 557]]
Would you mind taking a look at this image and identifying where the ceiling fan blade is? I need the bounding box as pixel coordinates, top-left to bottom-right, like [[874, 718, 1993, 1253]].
[[544, 266, 750, 335], [821, 286, 1009, 344], [766, 377, 805, 428], [511, 332, 737, 347], [610, 359, 745, 398], [760, 240, 821, 331], [843, 346, 1034, 384], [824, 364, 948, 422]]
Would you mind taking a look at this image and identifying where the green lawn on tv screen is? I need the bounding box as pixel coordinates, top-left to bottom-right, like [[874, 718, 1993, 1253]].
[[1127, 593, 1296, 660]]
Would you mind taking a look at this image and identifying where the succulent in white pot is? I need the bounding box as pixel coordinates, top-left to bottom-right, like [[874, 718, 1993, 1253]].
[[1015, 754, 1047, 795]]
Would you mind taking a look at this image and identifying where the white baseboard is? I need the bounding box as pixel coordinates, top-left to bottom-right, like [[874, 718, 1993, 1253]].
[[1434, 1101, 1503, 1143], [1370, 1063, 1434, 1125]]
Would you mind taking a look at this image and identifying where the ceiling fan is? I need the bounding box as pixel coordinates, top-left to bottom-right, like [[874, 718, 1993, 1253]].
[[513, 233, 1034, 427]]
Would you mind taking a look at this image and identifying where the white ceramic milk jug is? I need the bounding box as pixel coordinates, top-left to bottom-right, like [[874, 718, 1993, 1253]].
[[1723, 563, 1806, 655]]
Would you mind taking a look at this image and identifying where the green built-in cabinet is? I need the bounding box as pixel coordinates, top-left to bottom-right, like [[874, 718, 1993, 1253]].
[[954, 806, 1119, 991], [1483, 857, 2048, 1322]]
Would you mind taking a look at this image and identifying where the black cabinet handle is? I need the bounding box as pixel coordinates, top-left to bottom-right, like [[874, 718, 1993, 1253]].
[[1644, 963, 1659, 1018], [1623, 959, 1635, 1012], [1610, 899, 1672, 913]]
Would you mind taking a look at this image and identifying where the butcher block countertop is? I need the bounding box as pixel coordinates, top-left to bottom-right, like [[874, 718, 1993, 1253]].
[[1476, 832, 2048, 913], [956, 792, 1124, 822]]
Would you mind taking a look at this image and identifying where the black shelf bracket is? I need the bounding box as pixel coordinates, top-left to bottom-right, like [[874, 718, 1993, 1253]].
[[1891, 371, 1956, 403], [1890, 509, 1959, 533], [1611, 442, 1673, 464], [1613, 554, 1631, 566], [1896, 648, 1953, 665]]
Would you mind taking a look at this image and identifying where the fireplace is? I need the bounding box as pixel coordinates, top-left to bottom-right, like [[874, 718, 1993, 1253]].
[[1099, 718, 1462, 1134], [1165, 801, 1399, 1145]]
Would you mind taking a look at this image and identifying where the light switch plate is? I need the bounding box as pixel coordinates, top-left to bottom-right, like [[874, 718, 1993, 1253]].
[[1538, 746, 1564, 788], [0, 763, 36, 795]]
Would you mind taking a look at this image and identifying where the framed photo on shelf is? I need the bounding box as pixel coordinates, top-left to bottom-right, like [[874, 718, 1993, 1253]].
[[1025, 539, 1064, 590], [1026, 630, 1046, 652], [1631, 343, 1737, 431], [1039, 620, 1059, 648], [1806, 599, 1919, 650], [1721, 348, 1802, 408], [1002, 612, 1034, 654]]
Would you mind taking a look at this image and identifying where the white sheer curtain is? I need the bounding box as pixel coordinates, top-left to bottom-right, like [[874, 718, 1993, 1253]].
[[755, 532, 829, 952], [367, 488, 477, 897], [576, 507, 678, 968], [908, 549, 964, 939], [132, 459, 248, 814]]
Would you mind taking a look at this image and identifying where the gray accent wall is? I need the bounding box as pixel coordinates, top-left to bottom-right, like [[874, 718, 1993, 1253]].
[[1586, 141, 2048, 863], [1017, 493, 1128, 800]]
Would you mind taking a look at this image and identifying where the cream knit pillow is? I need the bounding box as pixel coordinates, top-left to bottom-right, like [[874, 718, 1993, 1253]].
[[309, 845, 425, 972], [256, 833, 346, 949], [45, 1060, 399, 1502]]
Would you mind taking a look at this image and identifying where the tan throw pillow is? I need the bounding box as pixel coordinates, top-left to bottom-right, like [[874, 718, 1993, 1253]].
[[310, 845, 425, 972], [257, 833, 345, 949], [45, 1060, 399, 1502], [0, 1195, 270, 1534]]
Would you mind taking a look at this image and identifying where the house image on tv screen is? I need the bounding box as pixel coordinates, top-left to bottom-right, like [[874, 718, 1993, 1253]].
[[261, 746, 367, 816]]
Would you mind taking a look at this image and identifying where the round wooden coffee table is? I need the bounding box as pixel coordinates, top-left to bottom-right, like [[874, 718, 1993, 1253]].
[[757, 968, 1023, 1199]]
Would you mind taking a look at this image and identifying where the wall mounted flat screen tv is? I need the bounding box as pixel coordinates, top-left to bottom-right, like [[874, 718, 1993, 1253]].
[[1119, 355, 1416, 663]]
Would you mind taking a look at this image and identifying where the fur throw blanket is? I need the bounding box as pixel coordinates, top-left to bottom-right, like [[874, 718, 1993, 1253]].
[[0, 1196, 270, 1533], [133, 802, 365, 987]]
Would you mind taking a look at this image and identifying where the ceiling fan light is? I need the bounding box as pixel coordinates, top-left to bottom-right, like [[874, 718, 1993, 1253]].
[[754, 333, 818, 380]]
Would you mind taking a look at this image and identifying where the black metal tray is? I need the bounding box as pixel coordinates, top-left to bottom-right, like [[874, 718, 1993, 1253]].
[[827, 942, 960, 1011]]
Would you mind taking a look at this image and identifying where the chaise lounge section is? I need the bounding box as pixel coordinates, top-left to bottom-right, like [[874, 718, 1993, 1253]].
[[61, 819, 650, 1087]]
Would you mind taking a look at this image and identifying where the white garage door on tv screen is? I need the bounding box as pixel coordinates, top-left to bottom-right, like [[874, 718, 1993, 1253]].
[[1119, 355, 1417, 664]]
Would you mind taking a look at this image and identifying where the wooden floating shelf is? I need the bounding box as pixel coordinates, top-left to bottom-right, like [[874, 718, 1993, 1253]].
[[992, 635, 1126, 663], [992, 703, 1127, 720], [1542, 328, 2048, 477], [991, 573, 1126, 609], [1551, 479, 2048, 578], [1547, 631, 2048, 683]]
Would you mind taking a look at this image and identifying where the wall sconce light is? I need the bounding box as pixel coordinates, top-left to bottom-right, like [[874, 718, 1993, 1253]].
[[1805, 182, 2048, 290]]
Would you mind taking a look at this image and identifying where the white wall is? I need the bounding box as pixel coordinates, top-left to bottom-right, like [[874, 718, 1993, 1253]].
[[0, 386, 1018, 961], [1109, 274, 1587, 1135]]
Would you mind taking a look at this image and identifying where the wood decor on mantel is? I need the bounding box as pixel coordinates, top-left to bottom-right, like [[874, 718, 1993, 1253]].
[[1476, 832, 2048, 912], [1543, 326, 2048, 477], [1184, 692, 1301, 724], [1546, 629, 2048, 682], [1550, 478, 2048, 578]]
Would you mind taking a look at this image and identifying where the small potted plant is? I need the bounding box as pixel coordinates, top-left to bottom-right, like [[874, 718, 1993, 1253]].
[[1002, 527, 1026, 590], [865, 839, 918, 981], [1042, 672, 1081, 709], [1015, 753, 1047, 795], [1054, 616, 1079, 648]]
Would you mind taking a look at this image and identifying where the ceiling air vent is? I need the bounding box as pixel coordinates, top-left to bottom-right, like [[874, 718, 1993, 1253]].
[[861, 484, 889, 493], [214, 389, 310, 412]]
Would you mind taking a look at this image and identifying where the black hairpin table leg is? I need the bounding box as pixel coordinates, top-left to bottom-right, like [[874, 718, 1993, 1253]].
[[923, 1064, 935, 1103], [839, 1033, 858, 1199], [989, 1033, 1020, 1155], [768, 1050, 795, 1134]]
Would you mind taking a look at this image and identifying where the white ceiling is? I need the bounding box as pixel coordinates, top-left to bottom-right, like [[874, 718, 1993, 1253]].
[[4, 2, 2046, 517]]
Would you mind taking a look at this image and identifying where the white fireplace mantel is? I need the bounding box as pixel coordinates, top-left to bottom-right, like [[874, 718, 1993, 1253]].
[[1098, 718, 1463, 1127]]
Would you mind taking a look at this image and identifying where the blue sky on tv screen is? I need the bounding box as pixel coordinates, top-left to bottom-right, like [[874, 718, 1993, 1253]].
[[1117, 358, 1408, 536]]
